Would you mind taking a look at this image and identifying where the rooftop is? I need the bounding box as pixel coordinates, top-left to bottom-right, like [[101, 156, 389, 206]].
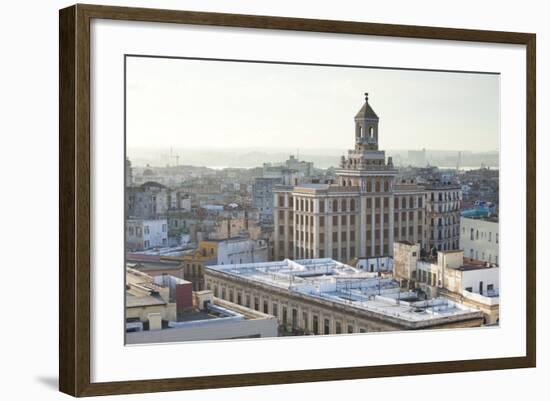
[[207, 259, 482, 326], [355, 93, 379, 120]]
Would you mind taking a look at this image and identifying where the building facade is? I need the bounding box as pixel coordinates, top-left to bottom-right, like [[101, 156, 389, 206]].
[[126, 218, 168, 251], [204, 258, 484, 335], [252, 177, 282, 224], [425, 180, 462, 253], [273, 94, 444, 263], [460, 216, 499, 264], [393, 242, 499, 324]]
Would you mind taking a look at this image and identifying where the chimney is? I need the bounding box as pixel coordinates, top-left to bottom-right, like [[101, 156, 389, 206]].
[[148, 313, 162, 331], [176, 281, 194, 319]]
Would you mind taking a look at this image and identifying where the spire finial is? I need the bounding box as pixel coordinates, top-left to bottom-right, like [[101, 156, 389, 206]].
[[364, 92, 369, 102]]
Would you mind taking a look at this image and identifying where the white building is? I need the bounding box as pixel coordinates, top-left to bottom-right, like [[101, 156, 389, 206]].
[[126, 218, 168, 251], [460, 216, 499, 264], [205, 258, 484, 334], [393, 242, 499, 324]]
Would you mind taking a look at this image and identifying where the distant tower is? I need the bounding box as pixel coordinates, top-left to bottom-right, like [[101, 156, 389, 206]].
[[354, 93, 379, 151]]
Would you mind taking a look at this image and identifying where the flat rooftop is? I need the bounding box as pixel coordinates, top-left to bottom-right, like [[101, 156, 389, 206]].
[[207, 259, 481, 325]]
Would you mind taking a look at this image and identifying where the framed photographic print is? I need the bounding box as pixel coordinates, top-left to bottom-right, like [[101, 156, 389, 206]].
[[59, 4, 536, 397]]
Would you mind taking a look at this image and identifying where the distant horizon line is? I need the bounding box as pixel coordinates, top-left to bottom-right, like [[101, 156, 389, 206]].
[[127, 146, 500, 153]]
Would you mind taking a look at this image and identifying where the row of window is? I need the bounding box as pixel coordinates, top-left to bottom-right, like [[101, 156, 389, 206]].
[[293, 223, 424, 246], [469, 249, 499, 264], [431, 228, 460, 240], [127, 224, 167, 236], [282, 195, 428, 213], [210, 282, 370, 334], [429, 191, 461, 202], [428, 202, 460, 213], [467, 228, 499, 243]]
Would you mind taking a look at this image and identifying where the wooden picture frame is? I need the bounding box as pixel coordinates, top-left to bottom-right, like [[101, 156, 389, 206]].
[[59, 3, 536, 397]]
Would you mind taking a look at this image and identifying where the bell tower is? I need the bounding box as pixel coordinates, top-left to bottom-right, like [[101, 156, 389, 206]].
[[355, 93, 379, 151]]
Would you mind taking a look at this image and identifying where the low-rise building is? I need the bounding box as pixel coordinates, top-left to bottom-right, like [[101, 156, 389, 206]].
[[393, 242, 499, 324], [125, 268, 277, 344], [126, 218, 168, 251], [205, 258, 484, 335], [460, 216, 499, 264]]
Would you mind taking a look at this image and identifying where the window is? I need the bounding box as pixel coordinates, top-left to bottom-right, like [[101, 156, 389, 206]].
[[272, 303, 278, 317], [254, 297, 259, 311], [319, 200, 325, 213], [324, 318, 330, 335], [263, 300, 268, 314], [348, 325, 354, 334], [313, 315, 319, 334], [333, 200, 338, 212], [332, 216, 338, 225], [335, 321, 342, 334], [350, 199, 355, 211], [320, 216, 325, 227], [303, 312, 308, 330]]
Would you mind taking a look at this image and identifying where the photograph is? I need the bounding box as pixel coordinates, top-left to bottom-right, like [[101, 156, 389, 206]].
[[123, 56, 500, 345]]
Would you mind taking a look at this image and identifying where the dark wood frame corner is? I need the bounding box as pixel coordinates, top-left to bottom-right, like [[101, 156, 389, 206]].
[[59, 3, 536, 397]]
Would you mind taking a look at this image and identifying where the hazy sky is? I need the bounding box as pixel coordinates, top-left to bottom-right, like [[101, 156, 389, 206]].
[[126, 56, 499, 152]]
